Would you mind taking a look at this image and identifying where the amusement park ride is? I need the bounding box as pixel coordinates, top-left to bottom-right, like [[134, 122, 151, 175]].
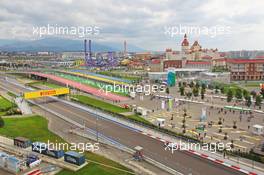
[[84, 39, 118, 68]]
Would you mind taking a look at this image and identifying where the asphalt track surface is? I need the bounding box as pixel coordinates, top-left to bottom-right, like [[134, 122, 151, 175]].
[[0, 78, 245, 175]]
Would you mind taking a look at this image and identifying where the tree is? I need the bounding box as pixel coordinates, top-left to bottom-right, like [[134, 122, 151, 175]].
[[219, 127, 222, 133], [235, 89, 242, 100], [202, 83, 206, 90], [245, 95, 252, 107], [260, 88, 264, 99], [166, 87, 170, 94], [218, 117, 222, 125], [233, 121, 237, 129], [180, 86, 185, 96], [215, 85, 219, 91], [193, 87, 199, 97], [195, 82, 200, 89], [215, 89, 219, 94], [0, 117, 4, 128], [227, 89, 233, 102], [208, 84, 213, 90], [201, 88, 205, 100], [243, 89, 249, 98], [250, 91, 257, 98], [186, 92, 192, 99], [183, 108, 187, 117], [178, 81, 182, 87], [255, 95, 262, 107], [224, 132, 228, 140], [220, 87, 225, 94], [189, 81, 194, 88]]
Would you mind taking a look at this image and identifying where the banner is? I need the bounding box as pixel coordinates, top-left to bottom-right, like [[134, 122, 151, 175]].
[[161, 100, 165, 109], [168, 98, 173, 110], [24, 88, 69, 99]]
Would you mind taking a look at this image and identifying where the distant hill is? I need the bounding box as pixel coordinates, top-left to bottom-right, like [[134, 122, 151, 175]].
[[0, 37, 144, 52]]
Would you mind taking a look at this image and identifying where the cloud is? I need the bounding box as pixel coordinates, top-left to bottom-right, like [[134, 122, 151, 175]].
[[0, 0, 263, 51]]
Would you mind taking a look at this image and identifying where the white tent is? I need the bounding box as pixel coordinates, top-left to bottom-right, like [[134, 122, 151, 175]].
[[156, 118, 165, 127], [252, 125, 264, 135]]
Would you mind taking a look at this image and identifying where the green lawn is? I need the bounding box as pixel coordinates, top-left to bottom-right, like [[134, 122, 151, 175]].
[[58, 153, 133, 175], [0, 116, 64, 143], [0, 96, 14, 111], [243, 82, 263, 87], [7, 92, 17, 97], [52, 72, 128, 96], [126, 114, 151, 125], [0, 112, 6, 116], [98, 71, 141, 82], [0, 116, 133, 175], [71, 95, 129, 113], [213, 81, 245, 94], [71, 95, 151, 125], [27, 81, 63, 89]]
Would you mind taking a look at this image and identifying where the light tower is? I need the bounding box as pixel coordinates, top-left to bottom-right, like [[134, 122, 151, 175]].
[[124, 40, 127, 57], [84, 39, 88, 66], [84, 39, 93, 67], [88, 39, 92, 62]]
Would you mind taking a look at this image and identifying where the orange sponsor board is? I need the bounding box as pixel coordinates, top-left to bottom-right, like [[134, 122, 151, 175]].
[[24, 88, 69, 99]]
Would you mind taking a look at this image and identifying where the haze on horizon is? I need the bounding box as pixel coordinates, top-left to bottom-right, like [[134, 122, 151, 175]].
[[0, 0, 263, 51]]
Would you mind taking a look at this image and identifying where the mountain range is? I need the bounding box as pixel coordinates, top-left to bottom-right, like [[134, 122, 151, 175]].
[[0, 37, 144, 52]]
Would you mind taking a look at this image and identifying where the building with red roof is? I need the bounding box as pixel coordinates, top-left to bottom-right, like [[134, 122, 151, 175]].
[[185, 60, 212, 70], [227, 58, 264, 81], [163, 60, 183, 70], [212, 57, 227, 68], [201, 55, 213, 60], [255, 55, 264, 59], [165, 34, 220, 62]]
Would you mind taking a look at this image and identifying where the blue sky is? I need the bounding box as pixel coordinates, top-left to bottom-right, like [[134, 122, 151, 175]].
[[0, 0, 263, 51]]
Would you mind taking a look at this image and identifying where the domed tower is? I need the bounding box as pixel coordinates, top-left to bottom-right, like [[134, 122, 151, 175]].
[[181, 34, 189, 53]]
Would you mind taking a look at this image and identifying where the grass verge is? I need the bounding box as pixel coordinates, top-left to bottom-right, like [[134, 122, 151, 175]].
[[0, 95, 15, 111], [27, 81, 63, 89], [0, 116, 134, 175], [71, 94, 151, 125], [71, 95, 129, 113]]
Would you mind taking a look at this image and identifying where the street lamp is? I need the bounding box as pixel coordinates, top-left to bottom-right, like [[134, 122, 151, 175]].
[[96, 114, 99, 142]]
